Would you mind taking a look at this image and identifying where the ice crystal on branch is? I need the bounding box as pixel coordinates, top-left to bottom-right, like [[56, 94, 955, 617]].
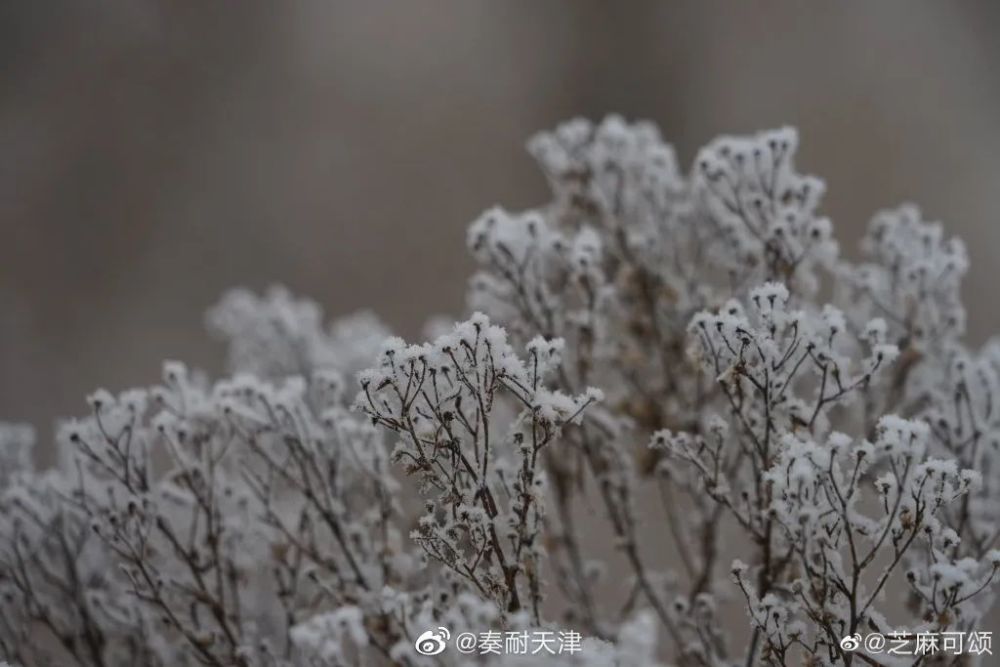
[[840, 204, 968, 352], [693, 128, 838, 293], [208, 286, 389, 379], [354, 313, 600, 619], [3, 116, 1000, 666]]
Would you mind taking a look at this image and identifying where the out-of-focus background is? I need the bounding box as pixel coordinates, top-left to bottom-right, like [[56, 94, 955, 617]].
[[4, 0, 1000, 439]]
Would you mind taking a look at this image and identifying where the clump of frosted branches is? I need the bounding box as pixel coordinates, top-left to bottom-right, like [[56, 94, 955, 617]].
[[3, 116, 1000, 666], [354, 314, 601, 620]]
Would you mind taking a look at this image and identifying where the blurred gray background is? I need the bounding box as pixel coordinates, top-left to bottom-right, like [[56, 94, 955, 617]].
[[4, 0, 1000, 440]]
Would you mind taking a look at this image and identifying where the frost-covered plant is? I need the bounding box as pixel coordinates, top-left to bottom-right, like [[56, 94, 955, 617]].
[[355, 315, 601, 620], [3, 116, 1000, 666]]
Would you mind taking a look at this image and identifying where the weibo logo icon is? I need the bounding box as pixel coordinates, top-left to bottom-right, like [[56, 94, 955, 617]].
[[414, 627, 451, 656]]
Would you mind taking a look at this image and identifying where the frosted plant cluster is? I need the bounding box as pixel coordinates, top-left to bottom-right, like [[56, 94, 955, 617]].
[[2, 116, 999, 666]]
